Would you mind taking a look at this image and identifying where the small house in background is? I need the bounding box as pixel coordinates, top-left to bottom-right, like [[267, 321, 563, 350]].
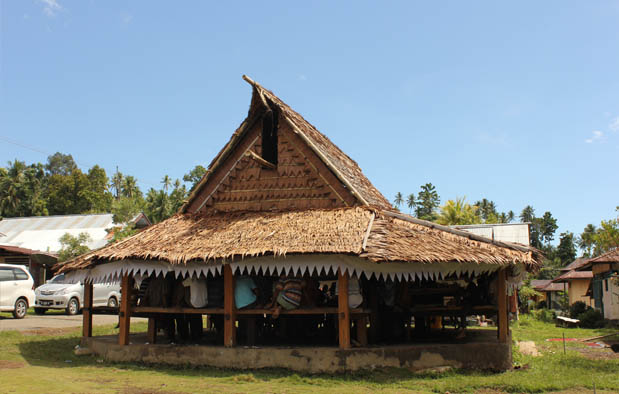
[[0, 244, 57, 287], [451, 223, 531, 245], [551, 258, 593, 307], [577, 249, 619, 320], [453, 223, 531, 317], [0, 213, 151, 286], [531, 279, 565, 309]]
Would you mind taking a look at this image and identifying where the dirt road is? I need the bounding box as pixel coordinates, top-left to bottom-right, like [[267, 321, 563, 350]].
[[0, 313, 146, 332]]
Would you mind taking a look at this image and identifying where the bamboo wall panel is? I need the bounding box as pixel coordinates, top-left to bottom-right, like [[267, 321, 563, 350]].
[[201, 122, 351, 214]]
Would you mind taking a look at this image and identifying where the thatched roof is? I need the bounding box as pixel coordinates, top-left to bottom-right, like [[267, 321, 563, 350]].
[[58, 207, 542, 274], [181, 76, 392, 213]]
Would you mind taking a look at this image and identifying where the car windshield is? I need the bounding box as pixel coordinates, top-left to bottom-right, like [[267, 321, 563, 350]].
[[49, 274, 66, 284]]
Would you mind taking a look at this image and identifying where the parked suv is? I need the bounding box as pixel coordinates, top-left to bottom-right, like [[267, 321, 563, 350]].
[[34, 274, 121, 315], [0, 264, 36, 319]]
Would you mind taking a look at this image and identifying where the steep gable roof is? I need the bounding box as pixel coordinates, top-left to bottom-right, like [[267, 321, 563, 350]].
[[182, 76, 391, 213]]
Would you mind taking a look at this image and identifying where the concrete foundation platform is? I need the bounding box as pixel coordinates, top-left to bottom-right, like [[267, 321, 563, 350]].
[[82, 330, 511, 373]]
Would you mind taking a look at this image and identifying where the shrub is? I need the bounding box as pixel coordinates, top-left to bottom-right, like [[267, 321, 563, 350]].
[[569, 301, 590, 319], [577, 309, 604, 328], [532, 308, 556, 323]]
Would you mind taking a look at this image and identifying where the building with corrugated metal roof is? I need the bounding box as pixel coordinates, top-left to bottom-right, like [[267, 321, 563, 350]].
[[0, 213, 150, 286]]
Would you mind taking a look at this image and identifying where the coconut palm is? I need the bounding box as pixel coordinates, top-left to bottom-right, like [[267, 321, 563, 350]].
[[406, 193, 416, 215], [393, 192, 403, 209], [161, 175, 171, 193], [111, 170, 123, 200], [121, 176, 139, 198], [436, 197, 481, 225]]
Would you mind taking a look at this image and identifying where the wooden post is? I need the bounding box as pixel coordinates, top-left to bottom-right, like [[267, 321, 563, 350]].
[[356, 316, 368, 346], [147, 318, 157, 344], [118, 274, 133, 346], [368, 281, 379, 344], [338, 269, 351, 349], [82, 281, 93, 338], [497, 268, 508, 343], [246, 317, 256, 346], [223, 265, 236, 347]]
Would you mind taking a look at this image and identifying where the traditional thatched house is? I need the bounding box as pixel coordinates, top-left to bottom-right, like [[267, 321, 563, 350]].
[[59, 76, 542, 372]]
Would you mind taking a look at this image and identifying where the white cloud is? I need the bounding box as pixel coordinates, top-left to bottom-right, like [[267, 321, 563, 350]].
[[585, 130, 604, 144], [120, 12, 133, 25], [39, 0, 61, 17], [610, 117, 619, 133]]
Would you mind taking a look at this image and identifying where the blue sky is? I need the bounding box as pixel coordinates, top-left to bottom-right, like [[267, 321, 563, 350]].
[[1, 1, 618, 243]]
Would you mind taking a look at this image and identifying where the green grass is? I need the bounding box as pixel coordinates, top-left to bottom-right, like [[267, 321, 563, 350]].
[[0, 315, 618, 393]]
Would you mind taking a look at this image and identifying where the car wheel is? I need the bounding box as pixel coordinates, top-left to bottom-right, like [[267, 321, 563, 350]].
[[107, 296, 118, 308], [13, 298, 28, 319], [66, 297, 80, 315], [34, 307, 47, 315]]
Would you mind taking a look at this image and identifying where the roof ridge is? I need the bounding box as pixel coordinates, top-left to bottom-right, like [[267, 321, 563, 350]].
[[241, 75, 392, 209]]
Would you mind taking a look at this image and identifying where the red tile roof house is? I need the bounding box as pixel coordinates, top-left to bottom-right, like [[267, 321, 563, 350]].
[[551, 258, 594, 308], [531, 279, 565, 309], [577, 250, 619, 321]]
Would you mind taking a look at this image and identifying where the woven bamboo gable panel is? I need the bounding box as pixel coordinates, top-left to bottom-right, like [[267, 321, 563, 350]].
[[201, 121, 351, 213], [183, 77, 391, 214]]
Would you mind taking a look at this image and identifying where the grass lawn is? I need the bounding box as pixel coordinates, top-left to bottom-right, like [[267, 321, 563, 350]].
[[0, 314, 617, 394]]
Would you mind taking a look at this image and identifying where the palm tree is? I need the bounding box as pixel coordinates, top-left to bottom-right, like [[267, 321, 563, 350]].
[[393, 192, 403, 209], [161, 175, 171, 193], [406, 193, 416, 215], [436, 197, 481, 225], [122, 176, 139, 198], [111, 170, 123, 200], [520, 205, 535, 223]]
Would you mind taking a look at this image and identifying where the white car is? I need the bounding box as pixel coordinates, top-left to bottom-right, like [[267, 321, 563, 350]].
[[0, 264, 36, 319], [34, 274, 121, 315]]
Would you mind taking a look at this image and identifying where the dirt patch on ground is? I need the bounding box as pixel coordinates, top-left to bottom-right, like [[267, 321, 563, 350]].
[[573, 345, 619, 360], [121, 386, 186, 394], [0, 360, 25, 369], [20, 327, 78, 336], [517, 341, 540, 356]]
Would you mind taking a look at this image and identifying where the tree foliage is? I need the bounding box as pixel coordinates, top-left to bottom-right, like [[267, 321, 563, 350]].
[[57, 232, 91, 262], [393, 192, 403, 210], [556, 231, 576, 267], [45, 152, 77, 176], [436, 197, 481, 225], [183, 165, 207, 192], [415, 183, 440, 220]]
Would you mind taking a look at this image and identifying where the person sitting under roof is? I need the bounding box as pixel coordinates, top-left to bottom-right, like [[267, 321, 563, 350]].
[[235, 276, 258, 309], [268, 276, 303, 318]]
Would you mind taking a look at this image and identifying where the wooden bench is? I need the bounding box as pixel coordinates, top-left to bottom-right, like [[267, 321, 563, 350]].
[[131, 306, 370, 345]]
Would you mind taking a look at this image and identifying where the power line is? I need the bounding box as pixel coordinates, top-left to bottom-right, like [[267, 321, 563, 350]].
[[0, 135, 162, 188]]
